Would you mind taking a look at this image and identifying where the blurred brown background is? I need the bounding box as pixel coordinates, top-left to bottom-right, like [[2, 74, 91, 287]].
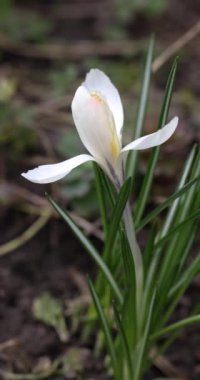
[[0, 1, 199, 379]]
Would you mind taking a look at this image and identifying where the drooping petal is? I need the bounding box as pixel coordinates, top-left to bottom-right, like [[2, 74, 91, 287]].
[[83, 69, 124, 139], [21, 154, 94, 184], [122, 116, 178, 152], [71, 85, 121, 172]]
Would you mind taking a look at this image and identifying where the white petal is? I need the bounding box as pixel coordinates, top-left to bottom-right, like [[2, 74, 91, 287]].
[[122, 117, 178, 152], [21, 154, 94, 184], [83, 69, 124, 139], [71, 85, 121, 169]]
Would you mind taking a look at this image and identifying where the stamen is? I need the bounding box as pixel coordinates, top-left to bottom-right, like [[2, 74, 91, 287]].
[[90, 92, 104, 103]]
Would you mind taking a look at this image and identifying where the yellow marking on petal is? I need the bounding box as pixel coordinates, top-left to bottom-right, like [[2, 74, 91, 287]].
[[111, 134, 120, 158], [90, 91, 121, 158], [90, 92, 104, 104]]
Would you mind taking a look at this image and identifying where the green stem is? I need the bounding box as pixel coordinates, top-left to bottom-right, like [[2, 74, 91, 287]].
[[123, 202, 144, 332]]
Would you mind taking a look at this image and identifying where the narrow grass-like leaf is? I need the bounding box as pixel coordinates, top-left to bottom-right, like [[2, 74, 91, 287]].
[[153, 172, 200, 330], [157, 253, 200, 329], [157, 151, 200, 289], [134, 291, 156, 380], [87, 170, 124, 340], [174, 150, 200, 224], [87, 277, 120, 380], [151, 315, 200, 341], [120, 230, 135, 288], [120, 230, 137, 348], [126, 35, 155, 180], [93, 162, 116, 209], [153, 224, 197, 331], [155, 208, 200, 247], [93, 162, 110, 236], [169, 254, 200, 298], [103, 178, 132, 261], [178, 228, 197, 272], [159, 145, 197, 238], [46, 193, 123, 304], [134, 58, 178, 224], [142, 240, 159, 331], [143, 223, 157, 273], [136, 175, 200, 231], [113, 302, 134, 380], [93, 163, 117, 307]]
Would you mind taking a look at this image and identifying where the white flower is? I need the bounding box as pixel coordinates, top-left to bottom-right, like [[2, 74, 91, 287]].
[[21, 69, 178, 185]]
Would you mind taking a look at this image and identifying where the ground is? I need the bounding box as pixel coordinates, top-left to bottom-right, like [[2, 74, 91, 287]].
[[0, 0, 200, 379]]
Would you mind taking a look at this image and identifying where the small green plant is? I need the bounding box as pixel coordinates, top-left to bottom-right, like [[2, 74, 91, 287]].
[[21, 37, 200, 379], [0, 103, 37, 156], [50, 66, 79, 96], [114, 0, 167, 22], [104, 0, 167, 41], [33, 292, 68, 342], [0, 5, 52, 43]]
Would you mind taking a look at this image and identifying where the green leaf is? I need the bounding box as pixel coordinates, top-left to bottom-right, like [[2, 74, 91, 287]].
[[120, 230, 137, 348], [87, 277, 120, 380], [103, 177, 132, 261], [151, 314, 200, 341], [33, 292, 68, 342], [85, 166, 120, 339], [159, 253, 200, 329], [157, 151, 200, 288], [153, 223, 198, 331], [155, 208, 200, 247], [46, 193, 123, 305], [113, 302, 133, 380], [143, 223, 157, 273], [169, 254, 200, 298], [93, 162, 113, 236], [134, 291, 156, 380], [126, 35, 155, 180], [120, 230, 135, 288], [136, 175, 200, 231], [151, 151, 200, 330], [159, 145, 197, 238], [95, 164, 116, 207], [142, 230, 159, 329], [134, 57, 178, 224]]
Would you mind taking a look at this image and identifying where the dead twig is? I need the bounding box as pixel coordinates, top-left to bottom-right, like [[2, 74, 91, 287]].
[[15, 203, 104, 240], [0, 339, 19, 352], [68, 268, 89, 296], [0, 32, 143, 61], [70, 211, 103, 240], [0, 181, 49, 207], [0, 212, 52, 256], [152, 20, 200, 72], [150, 347, 188, 380]]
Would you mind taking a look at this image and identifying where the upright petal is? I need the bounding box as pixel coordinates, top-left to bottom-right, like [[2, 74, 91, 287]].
[[21, 154, 94, 184], [71, 85, 121, 171], [83, 69, 124, 139], [122, 117, 178, 152]]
